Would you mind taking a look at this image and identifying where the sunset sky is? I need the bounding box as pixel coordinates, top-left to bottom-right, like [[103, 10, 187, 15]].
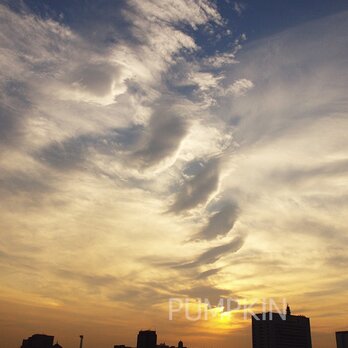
[[1, 1, 348, 348]]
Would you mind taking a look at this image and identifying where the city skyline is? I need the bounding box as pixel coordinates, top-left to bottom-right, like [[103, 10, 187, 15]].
[[1, 0, 348, 348], [17, 307, 346, 348]]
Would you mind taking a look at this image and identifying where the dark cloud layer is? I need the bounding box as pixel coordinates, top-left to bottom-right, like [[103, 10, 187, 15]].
[[0, 104, 19, 145], [55, 268, 118, 288], [68, 62, 120, 97], [131, 109, 188, 167], [0, 172, 52, 198], [175, 235, 245, 269], [195, 235, 244, 265], [195, 201, 239, 240], [0, 80, 31, 147], [37, 126, 144, 171], [39, 138, 89, 171], [170, 157, 221, 213], [38, 111, 188, 171], [195, 268, 221, 280]]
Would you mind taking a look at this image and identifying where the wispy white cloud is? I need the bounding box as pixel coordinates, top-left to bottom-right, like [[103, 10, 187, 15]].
[[233, 2, 246, 16], [226, 78, 254, 96]]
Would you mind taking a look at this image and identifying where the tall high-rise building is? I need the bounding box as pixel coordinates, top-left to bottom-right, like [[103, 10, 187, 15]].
[[252, 305, 312, 348], [137, 330, 157, 348], [336, 331, 348, 348]]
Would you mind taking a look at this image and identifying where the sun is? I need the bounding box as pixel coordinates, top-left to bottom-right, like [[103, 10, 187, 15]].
[[208, 307, 234, 327]]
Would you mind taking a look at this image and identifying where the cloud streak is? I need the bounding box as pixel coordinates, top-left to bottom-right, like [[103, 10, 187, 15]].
[[131, 107, 189, 167], [174, 235, 245, 269], [194, 202, 239, 240], [170, 157, 221, 213]]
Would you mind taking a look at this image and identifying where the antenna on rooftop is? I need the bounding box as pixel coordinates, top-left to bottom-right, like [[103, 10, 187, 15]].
[[79, 335, 84, 348]]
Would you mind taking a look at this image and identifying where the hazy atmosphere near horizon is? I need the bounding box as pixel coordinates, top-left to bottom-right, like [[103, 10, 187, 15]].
[[1, 0, 348, 347]]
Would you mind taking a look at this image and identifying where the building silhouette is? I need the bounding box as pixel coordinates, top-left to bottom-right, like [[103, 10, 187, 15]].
[[157, 343, 171, 348], [21, 334, 62, 348], [178, 341, 185, 348], [137, 330, 157, 348], [156, 341, 186, 348], [336, 331, 348, 348], [114, 330, 187, 348], [252, 305, 312, 348]]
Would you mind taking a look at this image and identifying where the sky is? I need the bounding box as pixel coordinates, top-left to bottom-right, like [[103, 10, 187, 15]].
[[0, 1, 348, 348]]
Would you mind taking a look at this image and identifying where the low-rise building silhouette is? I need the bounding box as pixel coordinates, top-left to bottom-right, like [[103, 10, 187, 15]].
[[21, 334, 62, 348], [157, 343, 171, 348], [115, 331, 186, 348], [336, 331, 348, 348], [157, 341, 185, 348], [252, 305, 312, 348]]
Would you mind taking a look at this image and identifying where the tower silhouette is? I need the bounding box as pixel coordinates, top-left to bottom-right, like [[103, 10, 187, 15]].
[[252, 304, 312, 348], [137, 330, 157, 348], [336, 331, 348, 348]]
